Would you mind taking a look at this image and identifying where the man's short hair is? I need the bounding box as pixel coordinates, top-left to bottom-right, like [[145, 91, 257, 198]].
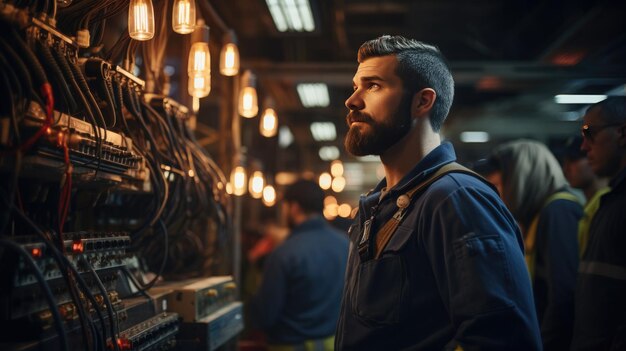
[[588, 96, 626, 124], [357, 35, 455, 132], [283, 179, 324, 214]]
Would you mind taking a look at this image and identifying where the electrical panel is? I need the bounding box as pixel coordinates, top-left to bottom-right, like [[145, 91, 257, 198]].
[[0, 1, 237, 350]]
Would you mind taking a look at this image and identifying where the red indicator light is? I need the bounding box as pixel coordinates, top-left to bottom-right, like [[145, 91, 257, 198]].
[[117, 338, 132, 350], [72, 240, 84, 253], [31, 247, 42, 258]]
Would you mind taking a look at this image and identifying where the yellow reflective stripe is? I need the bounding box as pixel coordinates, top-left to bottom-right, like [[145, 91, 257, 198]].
[[525, 192, 581, 280], [578, 187, 610, 257]]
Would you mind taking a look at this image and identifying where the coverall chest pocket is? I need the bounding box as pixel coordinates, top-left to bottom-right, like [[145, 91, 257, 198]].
[[353, 226, 413, 325]]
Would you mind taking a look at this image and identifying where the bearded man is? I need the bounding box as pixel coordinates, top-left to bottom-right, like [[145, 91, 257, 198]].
[[335, 35, 542, 351]]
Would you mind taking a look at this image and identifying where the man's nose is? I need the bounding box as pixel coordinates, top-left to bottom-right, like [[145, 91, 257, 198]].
[[345, 90, 364, 110]]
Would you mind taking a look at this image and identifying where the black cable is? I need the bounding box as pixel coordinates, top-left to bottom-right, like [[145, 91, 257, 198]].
[[35, 40, 78, 114], [83, 258, 121, 351], [68, 59, 108, 141], [7, 27, 48, 90], [85, 58, 116, 127], [50, 47, 103, 171], [0, 53, 22, 146], [119, 266, 151, 300], [133, 219, 168, 293], [10, 208, 106, 350], [144, 102, 187, 168], [0, 239, 69, 351]]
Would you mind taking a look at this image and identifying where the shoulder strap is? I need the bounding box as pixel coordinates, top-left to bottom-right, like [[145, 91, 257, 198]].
[[373, 162, 486, 258], [525, 191, 581, 280]]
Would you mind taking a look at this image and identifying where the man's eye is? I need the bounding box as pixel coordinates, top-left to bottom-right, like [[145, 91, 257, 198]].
[[368, 83, 380, 90]]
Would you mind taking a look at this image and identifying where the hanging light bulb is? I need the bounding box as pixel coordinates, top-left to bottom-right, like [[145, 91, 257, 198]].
[[187, 21, 211, 98], [230, 166, 247, 196], [262, 185, 276, 207], [220, 31, 240, 76], [192, 97, 200, 113], [238, 70, 258, 118], [172, 0, 196, 34], [249, 171, 265, 199], [260, 108, 278, 137], [128, 0, 155, 41], [188, 73, 210, 98]]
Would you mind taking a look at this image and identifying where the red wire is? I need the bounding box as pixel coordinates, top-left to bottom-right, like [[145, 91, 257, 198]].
[[22, 83, 55, 151], [58, 131, 72, 239]]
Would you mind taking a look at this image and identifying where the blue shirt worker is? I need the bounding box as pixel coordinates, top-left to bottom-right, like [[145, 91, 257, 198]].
[[250, 179, 349, 351], [336, 35, 542, 350], [572, 96, 626, 350]]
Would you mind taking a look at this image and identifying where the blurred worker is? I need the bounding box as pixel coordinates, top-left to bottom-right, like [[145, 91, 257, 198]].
[[336, 35, 541, 350], [561, 135, 609, 256], [487, 139, 583, 350], [572, 96, 626, 350], [249, 179, 349, 351]]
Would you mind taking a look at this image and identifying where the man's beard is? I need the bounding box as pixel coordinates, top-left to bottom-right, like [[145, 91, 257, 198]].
[[344, 96, 412, 156]]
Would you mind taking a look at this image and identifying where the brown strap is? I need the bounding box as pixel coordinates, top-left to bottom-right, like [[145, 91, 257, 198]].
[[374, 162, 483, 258]]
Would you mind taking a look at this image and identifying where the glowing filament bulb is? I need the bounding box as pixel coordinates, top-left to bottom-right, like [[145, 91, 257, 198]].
[[220, 43, 240, 76], [260, 108, 278, 137], [249, 171, 264, 199], [188, 42, 210, 74], [238, 70, 258, 118], [188, 73, 210, 98], [172, 0, 196, 34], [188, 42, 211, 97], [262, 185, 276, 206], [239, 87, 258, 118], [129, 0, 154, 41], [231, 166, 247, 196]]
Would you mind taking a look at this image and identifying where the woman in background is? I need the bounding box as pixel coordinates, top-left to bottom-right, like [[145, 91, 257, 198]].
[[486, 140, 583, 351]]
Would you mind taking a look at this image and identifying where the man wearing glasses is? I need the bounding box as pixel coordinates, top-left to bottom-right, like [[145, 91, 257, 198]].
[[572, 96, 626, 350]]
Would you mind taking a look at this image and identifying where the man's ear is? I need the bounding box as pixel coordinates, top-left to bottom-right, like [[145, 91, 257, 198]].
[[411, 88, 436, 118]]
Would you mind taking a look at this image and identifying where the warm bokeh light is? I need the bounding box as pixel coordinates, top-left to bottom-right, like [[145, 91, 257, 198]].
[[319, 172, 332, 190], [331, 176, 346, 192], [238, 71, 258, 118], [338, 203, 352, 218], [260, 108, 278, 137], [323, 203, 339, 220], [188, 73, 210, 98], [262, 185, 276, 206], [230, 166, 247, 196], [238, 87, 258, 118], [249, 171, 264, 199], [324, 195, 337, 206], [330, 160, 344, 177], [219, 42, 240, 76]]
